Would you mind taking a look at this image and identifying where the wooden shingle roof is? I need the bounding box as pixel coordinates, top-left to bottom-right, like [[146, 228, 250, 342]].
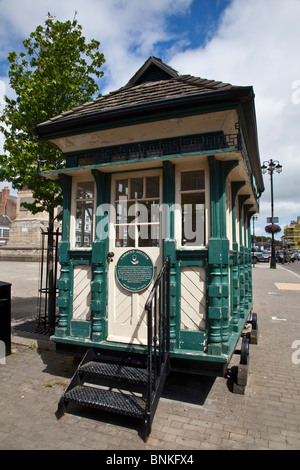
[[42, 57, 233, 125], [35, 57, 264, 195]]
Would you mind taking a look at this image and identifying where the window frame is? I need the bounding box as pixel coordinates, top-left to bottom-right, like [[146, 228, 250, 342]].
[[71, 179, 96, 249], [175, 163, 209, 249], [111, 169, 162, 249]]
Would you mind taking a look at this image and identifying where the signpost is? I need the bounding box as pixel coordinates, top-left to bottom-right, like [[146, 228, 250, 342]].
[[116, 250, 154, 292]]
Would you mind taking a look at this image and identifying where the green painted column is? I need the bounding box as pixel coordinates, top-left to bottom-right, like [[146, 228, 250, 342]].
[[207, 156, 238, 356], [55, 174, 72, 338], [91, 170, 111, 342], [230, 182, 245, 332], [243, 207, 254, 311], [238, 195, 250, 320], [162, 161, 177, 350]]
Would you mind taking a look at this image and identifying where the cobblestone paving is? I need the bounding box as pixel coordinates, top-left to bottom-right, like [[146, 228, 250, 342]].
[[0, 263, 300, 450]]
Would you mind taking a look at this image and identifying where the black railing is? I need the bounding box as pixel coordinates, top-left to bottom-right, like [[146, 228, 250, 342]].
[[73, 132, 240, 167], [38, 228, 61, 331], [144, 255, 171, 437]]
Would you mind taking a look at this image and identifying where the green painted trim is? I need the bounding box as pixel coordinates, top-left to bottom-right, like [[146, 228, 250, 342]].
[[63, 131, 225, 160], [207, 156, 240, 357], [243, 204, 253, 247], [68, 250, 92, 264], [208, 156, 239, 238], [91, 170, 111, 342], [41, 147, 238, 179], [238, 194, 250, 250], [176, 249, 208, 266], [50, 335, 229, 363], [163, 161, 175, 240], [162, 162, 181, 350], [179, 330, 206, 352], [70, 320, 91, 338], [55, 174, 73, 339], [237, 106, 259, 190], [231, 181, 245, 243], [57, 174, 72, 241], [92, 169, 111, 240]]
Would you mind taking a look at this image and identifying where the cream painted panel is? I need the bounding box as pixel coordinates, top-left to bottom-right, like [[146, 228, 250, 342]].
[[108, 273, 156, 345], [72, 265, 92, 320], [180, 266, 206, 330], [49, 110, 239, 154]]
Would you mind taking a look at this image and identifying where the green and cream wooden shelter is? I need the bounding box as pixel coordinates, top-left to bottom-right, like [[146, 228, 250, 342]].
[[36, 57, 263, 419]]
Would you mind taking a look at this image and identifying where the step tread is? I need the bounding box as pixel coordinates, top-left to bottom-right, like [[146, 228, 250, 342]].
[[64, 385, 146, 418], [79, 361, 149, 385]]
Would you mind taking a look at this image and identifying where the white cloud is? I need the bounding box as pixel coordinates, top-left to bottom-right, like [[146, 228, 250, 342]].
[[169, 0, 300, 236], [0, 0, 193, 92], [0, 0, 299, 237]]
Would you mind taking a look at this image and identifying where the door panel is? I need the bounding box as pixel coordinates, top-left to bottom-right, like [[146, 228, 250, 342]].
[[107, 170, 162, 344]]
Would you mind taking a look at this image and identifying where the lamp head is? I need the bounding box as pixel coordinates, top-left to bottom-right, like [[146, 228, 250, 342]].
[[261, 164, 267, 174]]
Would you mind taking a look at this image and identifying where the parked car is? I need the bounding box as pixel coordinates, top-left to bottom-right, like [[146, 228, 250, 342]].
[[291, 250, 298, 262], [276, 250, 285, 263], [262, 250, 271, 262], [277, 249, 297, 263], [251, 250, 270, 264]]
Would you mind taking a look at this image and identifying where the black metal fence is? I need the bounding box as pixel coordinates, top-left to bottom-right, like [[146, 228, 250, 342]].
[[38, 228, 61, 331], [73, 132, 240, 167]]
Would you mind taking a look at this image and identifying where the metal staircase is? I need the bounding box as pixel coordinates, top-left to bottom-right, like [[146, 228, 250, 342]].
[[56, 256, 171, 441]]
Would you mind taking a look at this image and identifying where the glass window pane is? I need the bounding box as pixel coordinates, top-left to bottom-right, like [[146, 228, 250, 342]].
[[138, 224, 160, 247], [181, 193, 205, 246], [146, 176, 159, 198], [76, 181, 94, 199], [115, 225, 135, 247], [130, 178, 143, 199], [76, 201, 93, 247], [116, 179, 128, 199], [181, 170, 205, 191], [143, 200, 160, 223]]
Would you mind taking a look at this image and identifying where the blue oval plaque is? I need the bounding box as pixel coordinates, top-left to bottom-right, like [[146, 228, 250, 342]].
[[116, 250, 154, 292]]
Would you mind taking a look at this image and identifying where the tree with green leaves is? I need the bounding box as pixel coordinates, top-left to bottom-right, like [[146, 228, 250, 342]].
[[0, 15, 105, 330]]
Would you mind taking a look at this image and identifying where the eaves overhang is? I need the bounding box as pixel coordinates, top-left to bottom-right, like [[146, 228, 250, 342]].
[[35, 84, 264, 196], [35, 86, 253, 139]]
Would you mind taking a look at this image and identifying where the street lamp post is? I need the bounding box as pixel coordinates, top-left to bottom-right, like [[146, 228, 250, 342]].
[[261, 159, 282, 269]]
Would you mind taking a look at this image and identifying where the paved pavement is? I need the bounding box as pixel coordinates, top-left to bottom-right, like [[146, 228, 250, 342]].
[[0, 261, 300, 450]]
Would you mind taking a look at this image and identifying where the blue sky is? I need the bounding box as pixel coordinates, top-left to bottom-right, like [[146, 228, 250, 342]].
[[0, 0, 300, 239]]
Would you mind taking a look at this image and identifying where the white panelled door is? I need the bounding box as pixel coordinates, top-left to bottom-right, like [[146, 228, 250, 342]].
[[107, 170, 162, 344]]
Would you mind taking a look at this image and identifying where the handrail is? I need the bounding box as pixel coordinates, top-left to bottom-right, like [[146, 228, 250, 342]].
[[144, 255, 171, 433]]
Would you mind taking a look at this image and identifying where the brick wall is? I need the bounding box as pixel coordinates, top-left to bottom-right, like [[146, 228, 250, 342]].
[[0, 187, 17, 221]]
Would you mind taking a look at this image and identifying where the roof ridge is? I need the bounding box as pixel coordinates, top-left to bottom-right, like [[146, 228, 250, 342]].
[[48, 68, 233, 122], [176, 74, 232, 89]]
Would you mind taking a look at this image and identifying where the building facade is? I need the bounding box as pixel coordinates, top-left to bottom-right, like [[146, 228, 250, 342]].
[[36, 57, 264, 372], [283, 217, 300, 249], [0, 186, 17, 222]]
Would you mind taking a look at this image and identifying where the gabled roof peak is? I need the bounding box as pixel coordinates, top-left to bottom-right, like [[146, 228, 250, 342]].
[[124, 56, 179, 89]]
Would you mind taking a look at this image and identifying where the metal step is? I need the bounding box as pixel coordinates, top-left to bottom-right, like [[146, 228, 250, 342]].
[[64, 385, 147, 418], [56, 347, 170, 441], [79, 361, 149, 386]]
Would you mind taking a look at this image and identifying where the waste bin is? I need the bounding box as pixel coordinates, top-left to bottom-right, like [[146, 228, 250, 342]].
[[0, 281, 12, 356]]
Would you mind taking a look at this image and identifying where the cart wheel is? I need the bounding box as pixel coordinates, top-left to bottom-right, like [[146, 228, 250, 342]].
[[251, 313, 258, 330], [240, 337, 249, 365]]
